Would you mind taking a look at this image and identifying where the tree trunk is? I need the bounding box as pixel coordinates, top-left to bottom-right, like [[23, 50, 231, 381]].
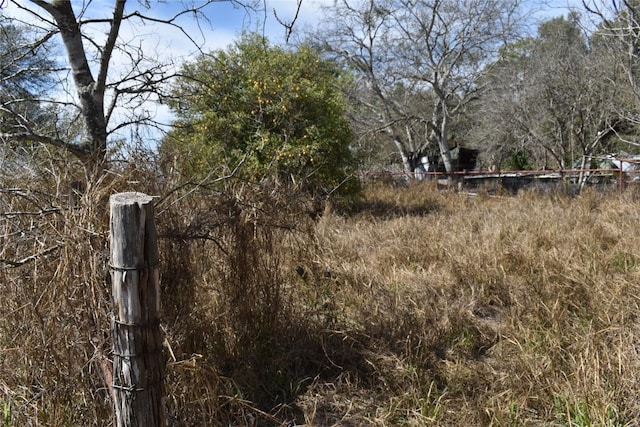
[[433, 100, 454, 179], [109, 192, 164, 427], [399, 146, 413, 176], [34, 0, 108, 170], [577, 154, 589, 192]]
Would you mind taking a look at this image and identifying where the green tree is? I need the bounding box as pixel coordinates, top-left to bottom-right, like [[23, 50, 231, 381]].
[[163, 34, 358, 196]]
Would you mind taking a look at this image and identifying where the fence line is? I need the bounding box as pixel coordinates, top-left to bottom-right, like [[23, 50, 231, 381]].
[[358, 165, 640, 193]]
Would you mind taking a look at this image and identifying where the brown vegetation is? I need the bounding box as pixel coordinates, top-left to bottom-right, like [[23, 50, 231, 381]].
[[2, 167, 640, 426]]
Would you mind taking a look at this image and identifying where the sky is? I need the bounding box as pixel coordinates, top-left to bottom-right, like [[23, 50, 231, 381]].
[[1, 0, 332, 144], [2, 1, 328, 64], [2, 0, 586, 76], [1, 0, 583, 147]]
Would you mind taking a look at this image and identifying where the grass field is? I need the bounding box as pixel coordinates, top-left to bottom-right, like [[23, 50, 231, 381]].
[[2, 176, 640, 426]]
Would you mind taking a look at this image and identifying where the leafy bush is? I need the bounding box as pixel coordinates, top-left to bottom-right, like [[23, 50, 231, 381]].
[[162, 33, 359, 198]]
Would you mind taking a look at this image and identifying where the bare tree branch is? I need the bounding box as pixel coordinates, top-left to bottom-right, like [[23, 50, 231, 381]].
[[96, 0, 126, 99], [0, 243, 63, 269], [273, 0, 302, 43], [0, 132, 91, 158]]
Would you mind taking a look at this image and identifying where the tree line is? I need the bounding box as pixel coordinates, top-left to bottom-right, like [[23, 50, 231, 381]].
[[1, 0, 640, 195]]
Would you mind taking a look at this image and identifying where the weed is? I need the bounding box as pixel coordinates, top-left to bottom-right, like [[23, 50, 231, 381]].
[[554, 395, 625, 427], [610, 251, 639, 273], [2, 400, 10, 427]]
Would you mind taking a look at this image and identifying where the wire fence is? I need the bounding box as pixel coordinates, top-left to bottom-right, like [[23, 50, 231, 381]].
[[359, 165, 640, 194]]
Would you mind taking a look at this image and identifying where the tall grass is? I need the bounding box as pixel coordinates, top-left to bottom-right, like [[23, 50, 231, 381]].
[[2, 159, 640, 426]]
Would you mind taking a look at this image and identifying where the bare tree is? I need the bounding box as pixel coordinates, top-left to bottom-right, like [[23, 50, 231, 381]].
[[315, 0, 415, 175], [478, 15, 623, 169], [582, 1, 640, 103], [391, 0, 522, 175], [317, 0, 523, 177], [0, 0, 262, 177], [581, 0, 640, 147]]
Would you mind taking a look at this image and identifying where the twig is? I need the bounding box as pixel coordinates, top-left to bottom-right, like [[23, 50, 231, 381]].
[[1, 208, 61, 217], [273, 0, 303, 43], [0, 243, 63, 269], [156, 155, 247, 216]]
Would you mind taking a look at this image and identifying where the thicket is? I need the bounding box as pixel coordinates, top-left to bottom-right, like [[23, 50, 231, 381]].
[[2, 156, 640, 426]]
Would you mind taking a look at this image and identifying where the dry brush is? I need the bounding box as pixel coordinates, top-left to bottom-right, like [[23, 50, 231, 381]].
[[1, 162, 640, 426]]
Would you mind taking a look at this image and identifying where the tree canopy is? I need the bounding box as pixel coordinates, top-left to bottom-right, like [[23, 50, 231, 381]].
[[162, 34, 358, 196], [3, 0, 640, 180], [1, 0, 263, 176]]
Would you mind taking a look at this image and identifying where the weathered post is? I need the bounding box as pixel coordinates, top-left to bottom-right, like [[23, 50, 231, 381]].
[[109, 192, 164, 427]]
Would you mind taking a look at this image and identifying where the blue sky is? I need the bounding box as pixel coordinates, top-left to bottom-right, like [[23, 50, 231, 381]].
[[2, 1, 328, 67], [118, 0, 329, 55], [0, 0, 589, 63], [2, 1, 329, 141], [2, 0, 580, 145], [1, 0, 585, 57]]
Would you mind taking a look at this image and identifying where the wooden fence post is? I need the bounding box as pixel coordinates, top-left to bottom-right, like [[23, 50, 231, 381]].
[[109, 192, 164, 427]]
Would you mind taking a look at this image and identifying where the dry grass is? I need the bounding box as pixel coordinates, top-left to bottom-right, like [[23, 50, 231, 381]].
[[2, 159, 640, 426], [299, 183, 640, 426]]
